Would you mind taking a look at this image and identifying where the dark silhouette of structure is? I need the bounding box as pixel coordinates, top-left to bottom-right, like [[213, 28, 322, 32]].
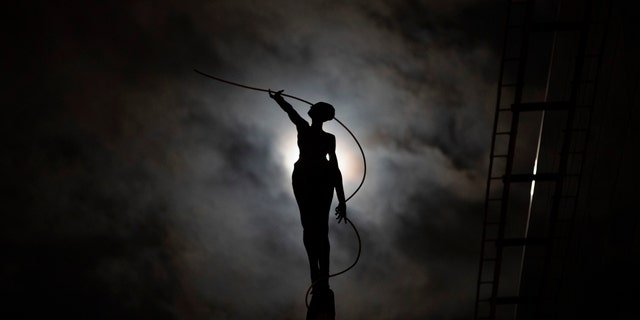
[[474, 0, 640, 319], [269, 89, 347, 319]]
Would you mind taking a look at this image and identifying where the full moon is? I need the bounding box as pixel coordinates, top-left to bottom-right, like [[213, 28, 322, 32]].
[[279, 131, 361, 184]]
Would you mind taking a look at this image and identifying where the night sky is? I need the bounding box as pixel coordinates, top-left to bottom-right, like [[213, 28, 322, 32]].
[[5, 1, 637, 319]]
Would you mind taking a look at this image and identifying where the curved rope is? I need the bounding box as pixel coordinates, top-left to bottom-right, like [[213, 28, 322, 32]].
[[193, 69, 366, 308], [194, 69, 314, 105], [194, 69, 366, 201]]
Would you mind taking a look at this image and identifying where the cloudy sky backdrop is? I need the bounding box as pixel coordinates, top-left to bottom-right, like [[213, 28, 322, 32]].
[[4, 1, 511, 319]]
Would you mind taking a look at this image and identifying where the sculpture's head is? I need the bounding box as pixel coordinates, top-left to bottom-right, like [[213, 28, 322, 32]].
[[308, 102, 335, 122]]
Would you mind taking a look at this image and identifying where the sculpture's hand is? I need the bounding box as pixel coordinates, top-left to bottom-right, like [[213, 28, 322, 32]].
[[335, 202, 347, 224], [268, 89, 284, 100]]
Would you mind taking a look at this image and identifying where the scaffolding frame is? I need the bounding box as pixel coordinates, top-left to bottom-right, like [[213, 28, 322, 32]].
[[474, 0, 611, 319]]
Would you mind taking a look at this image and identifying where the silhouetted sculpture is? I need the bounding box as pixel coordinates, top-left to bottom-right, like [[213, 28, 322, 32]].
[[269, 89, 346, 318]]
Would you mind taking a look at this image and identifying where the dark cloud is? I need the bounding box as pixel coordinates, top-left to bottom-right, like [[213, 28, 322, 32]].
[[3, 0, 508, 319]]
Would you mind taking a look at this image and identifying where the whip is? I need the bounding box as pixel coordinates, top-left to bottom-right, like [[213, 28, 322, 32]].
[[194, 69, 366, 308]]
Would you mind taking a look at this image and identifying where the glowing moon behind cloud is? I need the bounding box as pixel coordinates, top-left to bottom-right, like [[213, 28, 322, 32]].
[[279, 130, 361, 185]]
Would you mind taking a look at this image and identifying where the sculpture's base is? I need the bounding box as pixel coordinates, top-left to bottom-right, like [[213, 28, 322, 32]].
[[306, 288, 335, 320]]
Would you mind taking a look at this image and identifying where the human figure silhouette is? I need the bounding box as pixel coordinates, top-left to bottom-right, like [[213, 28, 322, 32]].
[[269, 89, 347, 294]]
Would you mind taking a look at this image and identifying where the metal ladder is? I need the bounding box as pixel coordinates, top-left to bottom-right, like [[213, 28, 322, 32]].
[[474, 0, 610, 319]]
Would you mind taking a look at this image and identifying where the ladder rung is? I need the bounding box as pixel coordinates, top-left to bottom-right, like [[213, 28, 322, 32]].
[[503, 173, 560, 182], [505, 21, 586, 32], [512, 101, 571, 112], [496, 131, 511, 135], [565, 128, 589, 133], [531, 22, 582, 32], [553, 194, 578, 201], [495, 295, 539, 304], [496, 237, 549, 247]]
